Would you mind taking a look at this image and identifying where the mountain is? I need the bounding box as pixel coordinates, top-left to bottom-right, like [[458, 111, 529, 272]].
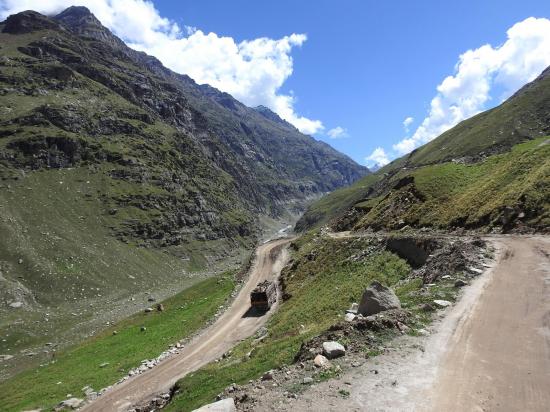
[[297, 67, 550, 233], [0, 7, 367, 374]]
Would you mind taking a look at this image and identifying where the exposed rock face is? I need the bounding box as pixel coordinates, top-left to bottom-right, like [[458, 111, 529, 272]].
[[358, 281, 401, 316]]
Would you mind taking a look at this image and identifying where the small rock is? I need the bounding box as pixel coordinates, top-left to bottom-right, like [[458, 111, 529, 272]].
[[9, 301, 23, 309], [145, 307, 153, 313], [112, 331, 118, 335], [99, 362, 109, 368], [433, 300, 452, 308], [346, 303, 359, 314], [302, 377, 314, 384], [467, 267, 483, 275], [344, 313, 356, 322], [454, 279, 467, 287], [0, 354, 14, 361], [322, 341, 346, 359], [419, 303, 434, 312], [56, 397, 83, 409], [140, 326, 147, 332], [156, 303, 164, 312], [261, 371, 274, 381], [313, 354, 331, 368]]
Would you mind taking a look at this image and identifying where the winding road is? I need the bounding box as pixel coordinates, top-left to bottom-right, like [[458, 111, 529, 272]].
[[82, 236, 294, 412]]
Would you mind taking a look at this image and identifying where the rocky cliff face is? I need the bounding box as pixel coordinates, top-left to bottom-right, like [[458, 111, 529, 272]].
[[0, 7, 368, 248]]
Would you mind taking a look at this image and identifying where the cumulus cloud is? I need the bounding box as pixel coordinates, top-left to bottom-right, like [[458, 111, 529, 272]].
[[393, 17, 550, 155], [365, 147, 390, 168], [0, 0, 324, 134], [327, 126, 348, 139]]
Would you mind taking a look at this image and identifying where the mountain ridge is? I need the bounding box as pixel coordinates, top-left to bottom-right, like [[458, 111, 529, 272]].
[[0, 6, 366, 377]]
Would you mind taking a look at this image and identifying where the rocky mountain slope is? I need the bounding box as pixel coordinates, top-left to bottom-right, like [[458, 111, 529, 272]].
[[297, 67, 550, 233], [0, 7, 367, 376]]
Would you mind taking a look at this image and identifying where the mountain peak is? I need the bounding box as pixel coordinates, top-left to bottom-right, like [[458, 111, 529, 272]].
[[55, 6, 95, 22], [54, 6, 123, 47]]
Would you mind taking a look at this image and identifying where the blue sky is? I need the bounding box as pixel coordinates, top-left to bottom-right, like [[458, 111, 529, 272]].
[[2, 0, 550, 166], [152, 0, 550, 166]]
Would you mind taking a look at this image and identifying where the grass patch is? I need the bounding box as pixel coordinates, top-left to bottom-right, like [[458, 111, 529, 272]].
[[0, 275, 235, 412]]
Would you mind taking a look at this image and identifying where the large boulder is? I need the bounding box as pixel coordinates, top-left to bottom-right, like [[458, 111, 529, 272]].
[[192, 398, 236, 412], [358, 281, 400, 316]]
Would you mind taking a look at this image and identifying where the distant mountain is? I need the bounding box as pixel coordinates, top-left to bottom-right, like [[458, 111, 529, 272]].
[[297, 67, 550, 233], [0, 6, 367, 371]]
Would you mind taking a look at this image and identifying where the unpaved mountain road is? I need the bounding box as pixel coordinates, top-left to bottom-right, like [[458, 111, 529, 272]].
[[262, 235, 550, 412], [81, 236, 294, 412], [430, 236, 550, 411]]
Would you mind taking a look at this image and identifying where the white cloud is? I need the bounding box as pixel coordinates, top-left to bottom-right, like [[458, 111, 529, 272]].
[[402, 116, 414, 134], [0, 0, 324, 134], [365, 147, 390, 168], [327, 126, 348, 139], [393, 17, 550, 155]]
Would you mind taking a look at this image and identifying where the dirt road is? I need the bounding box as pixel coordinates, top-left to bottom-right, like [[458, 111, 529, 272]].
[[264, 235, 550, 411], [82, 236, 294, 412], [430, 236, 550, 411]]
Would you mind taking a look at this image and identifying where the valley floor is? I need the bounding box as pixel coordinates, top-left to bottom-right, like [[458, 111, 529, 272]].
[[251, 235, 550, 411]]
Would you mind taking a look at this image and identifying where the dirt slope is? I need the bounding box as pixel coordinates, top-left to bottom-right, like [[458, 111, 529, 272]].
[[81, 237, 294, 412]]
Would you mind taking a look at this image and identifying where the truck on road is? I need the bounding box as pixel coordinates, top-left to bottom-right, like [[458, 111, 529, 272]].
[[250, 280, 276, 311]]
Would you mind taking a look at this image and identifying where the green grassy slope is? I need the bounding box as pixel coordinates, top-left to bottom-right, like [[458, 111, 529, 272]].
[[0, 274, 234, 412], [0, 164, 245, 378], [354, 137, 550, 231]]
